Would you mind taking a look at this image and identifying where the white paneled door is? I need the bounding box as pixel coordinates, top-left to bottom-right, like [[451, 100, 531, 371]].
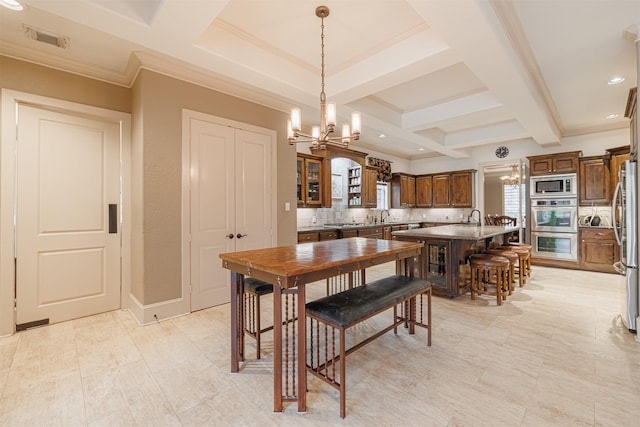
[[15, 104, 121, 327], [188, 116, 273, 311]]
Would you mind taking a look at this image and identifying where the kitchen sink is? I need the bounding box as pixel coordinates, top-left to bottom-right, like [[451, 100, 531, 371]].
[[323, 223, 365, 228]]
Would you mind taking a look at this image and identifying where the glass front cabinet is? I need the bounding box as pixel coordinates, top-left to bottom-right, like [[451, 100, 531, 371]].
[[297, 153, 323, 207]]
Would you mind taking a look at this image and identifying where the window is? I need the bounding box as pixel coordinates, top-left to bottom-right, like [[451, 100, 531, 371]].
[[377, 183, 389, 210], [503, 184, 525, 225]]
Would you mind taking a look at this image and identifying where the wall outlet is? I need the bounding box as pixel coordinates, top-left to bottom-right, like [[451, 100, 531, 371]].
[[422, 213, 427, 219], [312, 216, 317, 223]]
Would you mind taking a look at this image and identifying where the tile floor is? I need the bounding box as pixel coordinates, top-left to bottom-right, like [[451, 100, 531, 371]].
[[1, 265, 640, 426]]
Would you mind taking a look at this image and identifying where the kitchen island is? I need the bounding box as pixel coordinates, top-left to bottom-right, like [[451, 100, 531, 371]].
[[392, 224, 519, 298]]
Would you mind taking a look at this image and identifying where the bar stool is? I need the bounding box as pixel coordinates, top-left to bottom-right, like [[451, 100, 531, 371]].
[[505, 242, 532, 278], [500, 244, 530, 286], [468, 254, 510, 306], [243, 277, 274, 359], [484, 248, 518, 292]]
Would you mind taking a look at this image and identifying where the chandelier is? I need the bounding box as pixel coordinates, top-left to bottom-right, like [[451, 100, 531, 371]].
[[287, 5, 361, 149], [500, 164, 520, 186]]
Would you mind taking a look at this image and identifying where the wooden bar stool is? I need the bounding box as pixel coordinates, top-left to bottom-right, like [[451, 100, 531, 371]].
[[484, 248, 518, 292], [505, 242, 532, 278], [243, 277, 274, 359], [499, 245, 529, 286], [468, 254, 510, 306]]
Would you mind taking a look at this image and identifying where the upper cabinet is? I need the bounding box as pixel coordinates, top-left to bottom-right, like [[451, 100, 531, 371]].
[[578, 155, 610, 206], [624, 87, 637, 160], [310, 145, 370, 209], [432, 174, 451, 208], [415, 175, 433, 208], [450, 171, 474, 207], [364, 166, 378, 208], [528, 151, 580, 175], [391, 173, 416, 208], [426, 170, 475, 208], [297, 153, 323, 207]]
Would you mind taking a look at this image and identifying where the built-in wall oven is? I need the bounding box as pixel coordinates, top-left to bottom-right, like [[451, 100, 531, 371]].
[[530, 198, 578, 233], [530, 180, 578, 261], [531, 230, 578, 261]]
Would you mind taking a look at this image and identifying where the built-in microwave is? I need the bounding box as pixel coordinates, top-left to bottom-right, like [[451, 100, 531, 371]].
[[530, 173, 577, 198]]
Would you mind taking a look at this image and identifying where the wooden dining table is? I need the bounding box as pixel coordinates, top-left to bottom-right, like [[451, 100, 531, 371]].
[[219, 237, 423, 413]]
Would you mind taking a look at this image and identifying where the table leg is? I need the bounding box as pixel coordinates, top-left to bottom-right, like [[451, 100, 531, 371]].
[[273, 284, 283, 412], [297, 284, 307, 413], [230, 272, 244, 373], [272, 283, 307, 413]]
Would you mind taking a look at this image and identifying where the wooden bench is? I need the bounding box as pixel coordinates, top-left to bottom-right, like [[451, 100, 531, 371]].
[[305, 275, 432, 418]]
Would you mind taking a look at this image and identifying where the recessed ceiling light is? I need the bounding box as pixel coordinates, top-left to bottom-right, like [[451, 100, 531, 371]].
[[605, 113, 620, 119], [418, 148, 425, 152], [608, 76, 625, 85], [378, 134, 386, 138], [0, 0, 23, 11]]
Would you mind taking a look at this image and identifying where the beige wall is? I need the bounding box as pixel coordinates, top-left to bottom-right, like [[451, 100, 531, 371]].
[[1, 56, 297, 307], [0, 56, 131, 112]]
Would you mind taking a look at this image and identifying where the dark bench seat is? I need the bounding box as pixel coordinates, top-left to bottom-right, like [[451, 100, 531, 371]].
[[306, 274, 432, 418]]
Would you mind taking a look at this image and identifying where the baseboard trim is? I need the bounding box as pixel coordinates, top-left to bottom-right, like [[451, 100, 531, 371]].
[[126, 293, 190, 326]]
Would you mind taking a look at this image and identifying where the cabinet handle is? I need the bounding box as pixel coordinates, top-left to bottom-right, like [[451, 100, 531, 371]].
[[226, 234, 235, 239], [236, 233, 247, 239]]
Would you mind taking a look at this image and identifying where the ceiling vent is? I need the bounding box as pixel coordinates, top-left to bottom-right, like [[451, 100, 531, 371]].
[[23, 25, 69, 49]]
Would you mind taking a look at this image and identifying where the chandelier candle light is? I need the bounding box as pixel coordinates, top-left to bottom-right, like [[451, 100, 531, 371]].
[[288, 5, 361, 149]]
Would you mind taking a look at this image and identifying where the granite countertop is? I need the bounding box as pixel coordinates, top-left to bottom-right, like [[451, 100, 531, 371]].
[[392, 224, 518, 240], [298, 221, 421, 232]]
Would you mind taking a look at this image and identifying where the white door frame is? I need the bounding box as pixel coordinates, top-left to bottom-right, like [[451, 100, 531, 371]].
[[181, 109, 278, 311], [0, 89, 131, 337]]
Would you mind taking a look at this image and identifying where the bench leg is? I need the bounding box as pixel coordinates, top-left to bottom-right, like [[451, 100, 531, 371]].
[[340, 328, 346, 419]]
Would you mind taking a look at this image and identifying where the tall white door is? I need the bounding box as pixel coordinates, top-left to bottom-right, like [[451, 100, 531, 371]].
[[188, 118, 273, 311], [15, 104, 121, 327]]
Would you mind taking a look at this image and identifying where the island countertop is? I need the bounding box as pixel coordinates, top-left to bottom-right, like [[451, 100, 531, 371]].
[[392, 224, 519, 241]]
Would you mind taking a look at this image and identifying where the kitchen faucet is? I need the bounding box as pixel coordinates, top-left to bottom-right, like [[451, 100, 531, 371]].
[[468, 209, 481, 226], [380, 210, 390, 223]]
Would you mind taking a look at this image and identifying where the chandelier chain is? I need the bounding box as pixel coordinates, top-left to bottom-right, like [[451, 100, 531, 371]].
[[320, 16, 326, 103], [287, 5, 361, 149]]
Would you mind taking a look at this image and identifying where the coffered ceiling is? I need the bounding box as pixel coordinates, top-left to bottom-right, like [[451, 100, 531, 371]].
[[1, 0, 638, 160]]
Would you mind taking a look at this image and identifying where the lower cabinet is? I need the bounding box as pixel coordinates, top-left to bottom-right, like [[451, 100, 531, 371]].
[[579, 228, 617, 273], [297, 230, 339, 243], [358, 226, 383, 239]]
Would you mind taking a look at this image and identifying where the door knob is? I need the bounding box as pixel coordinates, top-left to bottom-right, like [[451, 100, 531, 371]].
[[226, 234, 235, 239], [236, 233, 247, 239]]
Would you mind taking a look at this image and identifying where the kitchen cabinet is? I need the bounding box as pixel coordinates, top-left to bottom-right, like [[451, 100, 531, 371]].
[[310, 145, 371, 209], [624, 87, 637, 159], [607, 145, 631, 203], [432, 174, 450, 208], [364, 166, 378, 208], [579, 228, 617, 273], [297, 153, 324, 207], [528, 151, 580, 176], [432, 170, 475, 208], [391, 173, 416, 208], [579, 156, 610, 206], [450, 171, 474, 207], [383, 224, 408, 239], [297, 229, 339, 243], [358, 226, 383, 239], [415, 175, 433, 208]]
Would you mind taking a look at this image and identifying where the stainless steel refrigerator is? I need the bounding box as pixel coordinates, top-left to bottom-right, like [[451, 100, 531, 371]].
[[613, 159, 638, 333]]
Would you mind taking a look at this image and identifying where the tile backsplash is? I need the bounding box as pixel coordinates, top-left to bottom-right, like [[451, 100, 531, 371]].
[[297, 207, 472, 228], [578, 206, 612, 227]]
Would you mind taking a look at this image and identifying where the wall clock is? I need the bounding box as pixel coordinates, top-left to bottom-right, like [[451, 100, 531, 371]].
[[495, 146, 509, 158]]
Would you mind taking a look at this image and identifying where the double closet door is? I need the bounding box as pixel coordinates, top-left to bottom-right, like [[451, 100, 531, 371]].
[[187, 115, 274, 311]]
